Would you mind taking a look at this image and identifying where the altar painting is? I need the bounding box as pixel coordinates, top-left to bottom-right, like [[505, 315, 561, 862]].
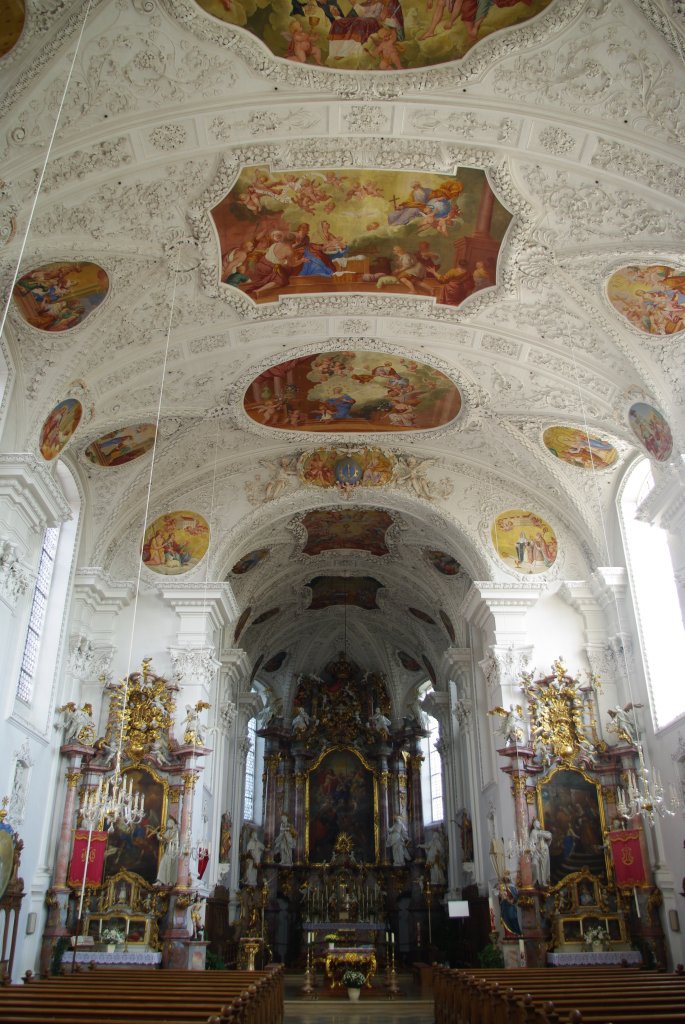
[[195, 0, 552, 71], [231, 547, 270, 574], [538, 768, 608, 885], [214, 165, 511, 308], [302, 508, 393, 555], [84, 423, 156, 467], [307, 748, 377, 864], [245, 351, 462, 432], [628, 402, 673, 462], [300, 447, 395, 487], [0, 0, 24, 58], [543, 427, 618, 471], [491, 509, 557, 574], [142, 510, 210, 575], [39, 399, 83, 461], [607, 265, 685, 336], [13, 261, 109, 331], [103, 768, 166, 885], [307, 575, 383, 609]]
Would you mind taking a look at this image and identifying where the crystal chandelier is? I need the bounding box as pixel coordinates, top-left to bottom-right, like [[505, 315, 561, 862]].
[[81, 771, 145, 832], [617, 759, 680, 826]]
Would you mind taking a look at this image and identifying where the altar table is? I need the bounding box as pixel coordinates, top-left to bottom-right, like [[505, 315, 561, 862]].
[[72, 949, 162, 966], [547, 950, 642, 966], [319, 946, 377, 988]]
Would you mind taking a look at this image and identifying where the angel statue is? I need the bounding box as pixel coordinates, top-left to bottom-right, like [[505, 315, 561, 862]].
[[57, 702, 96, 746], [607, 702, 642, 745], [488, 704, 524, 746], [183, 701, 210, 746]]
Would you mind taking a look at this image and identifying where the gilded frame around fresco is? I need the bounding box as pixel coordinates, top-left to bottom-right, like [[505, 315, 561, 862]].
[[305, 745, 379, 866], [536, 764, 611, 885]]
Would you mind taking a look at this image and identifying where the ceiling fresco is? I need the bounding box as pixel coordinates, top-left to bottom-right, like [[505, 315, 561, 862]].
[[212, 165, 511, 307], [628, 403, 673, 462], [264, 652, 288, 672], [251, 607, 281, 625], [142, 511, 210, 576], [439, 609, 456, 641], [244, 352, 462, 432], [425, 549, 460, 575], [491, 509, 557, 575], [231, 547, 271, 574], [307, 575, 384, 609], [301, 508, 393, 555], [13, 261, 109, 332], [194, 0, 552, 71], [299, 448, 395, 488], [398, 651, 421, 671], [408, 607, 436, 625], [84, 424, 156, 468], [607, 265, 685, 336], [0, 0, 24, 59], [39, 399, 83, 462], [542, 427, 618, 471]]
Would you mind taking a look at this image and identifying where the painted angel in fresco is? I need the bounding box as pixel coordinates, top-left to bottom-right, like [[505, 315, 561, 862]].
[[284, 20, 323, 64]]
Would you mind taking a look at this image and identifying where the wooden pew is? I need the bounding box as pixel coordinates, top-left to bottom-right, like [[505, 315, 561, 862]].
[[0, 965, 284, 1024]]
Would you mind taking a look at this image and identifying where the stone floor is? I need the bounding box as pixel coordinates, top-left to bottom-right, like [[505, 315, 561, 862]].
[[283, 973, 434, 1023]]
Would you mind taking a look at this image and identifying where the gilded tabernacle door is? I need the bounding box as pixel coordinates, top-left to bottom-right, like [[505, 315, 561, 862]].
[[305, 746, 378, 865]]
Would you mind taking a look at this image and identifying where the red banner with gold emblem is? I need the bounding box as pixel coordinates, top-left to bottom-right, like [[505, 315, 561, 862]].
[[608, 829, 647, 887], [68, 830, 107, 886]]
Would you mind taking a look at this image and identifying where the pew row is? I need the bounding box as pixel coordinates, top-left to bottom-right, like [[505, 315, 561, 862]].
[[433, 965, 685, 1024], [0, 965, 284, 1024]]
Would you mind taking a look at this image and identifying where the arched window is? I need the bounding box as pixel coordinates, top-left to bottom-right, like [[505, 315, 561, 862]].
[[419, 682, 444, 824], [243, 716, 257, 821], [16, 526, 60, 703], [618, 457, 685, 729]]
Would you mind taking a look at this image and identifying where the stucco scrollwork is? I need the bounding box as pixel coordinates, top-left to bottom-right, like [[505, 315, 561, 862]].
[[0, 539, 29, 610]]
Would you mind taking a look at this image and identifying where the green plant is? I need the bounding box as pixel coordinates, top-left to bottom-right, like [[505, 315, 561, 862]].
[[341, 968, 366, 988], [477, 941, 504, 968], [50, 936, 71, 976], [205, 949, 226, 971]]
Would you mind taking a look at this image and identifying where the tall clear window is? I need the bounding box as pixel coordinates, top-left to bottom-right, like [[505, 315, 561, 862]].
[[619, 457, 685, 729], [419, 683, 444, 824], [16, 526, 60, 704], [243, 716, 256, 821]]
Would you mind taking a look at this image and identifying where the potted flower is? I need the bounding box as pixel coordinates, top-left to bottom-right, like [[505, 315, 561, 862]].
[[341, 968, 366, 1001], [584, 925, 610, 952], [325, 932, 340, 950]]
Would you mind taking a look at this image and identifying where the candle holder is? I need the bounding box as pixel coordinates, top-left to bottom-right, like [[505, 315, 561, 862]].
[[301, 931, 317, 999], [387, 932, 400, 999]]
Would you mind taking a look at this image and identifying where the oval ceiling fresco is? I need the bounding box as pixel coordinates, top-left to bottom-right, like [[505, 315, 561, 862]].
[[491, 509, 557, 575], [231, 547, 270, 574], [607, 265, 685, 336], [13, 261, 109, 332], [425, 549, 460, 574], [213, 165, 512, 307], [0, 0, 25, 58], [245, 352, 461, 432], [142, 510, 210, 575], [628, 403, 673, 462], [84, 423, 156, 468], [39, 399, 83, 461], [195, 0, 552, 71], [542, 426, 618, 471], [264, 651, 288, 672]]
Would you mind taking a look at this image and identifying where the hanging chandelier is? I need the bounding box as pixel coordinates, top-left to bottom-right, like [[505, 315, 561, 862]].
[[616, 757, 680, 826]]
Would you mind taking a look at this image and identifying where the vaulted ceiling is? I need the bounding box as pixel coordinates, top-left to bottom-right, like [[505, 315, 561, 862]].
[[1, 0, 684, 708]]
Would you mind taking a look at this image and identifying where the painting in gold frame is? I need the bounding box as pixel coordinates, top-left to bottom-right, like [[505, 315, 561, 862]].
[[536, 766, 609, 885], [103, 765, 168, 885], [306, 746, 378, 865]]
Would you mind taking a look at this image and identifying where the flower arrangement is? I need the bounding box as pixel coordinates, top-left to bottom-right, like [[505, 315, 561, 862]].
[[324, 933, 340, 942], [341, 969, 366, 989], [584, 925, 609, 948], [101, 927, 125, 944]]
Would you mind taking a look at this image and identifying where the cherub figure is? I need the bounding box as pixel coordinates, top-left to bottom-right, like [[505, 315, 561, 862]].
[[488, 704, 524, 746], [367, 27, 403, 70]]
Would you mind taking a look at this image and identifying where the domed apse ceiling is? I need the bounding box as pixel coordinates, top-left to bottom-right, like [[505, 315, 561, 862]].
[[2, 0, 684, 697]]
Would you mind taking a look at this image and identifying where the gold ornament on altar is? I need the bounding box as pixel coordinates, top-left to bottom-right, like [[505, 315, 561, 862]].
[[105, 658, 175, 759], [522, 658, 596, 763]]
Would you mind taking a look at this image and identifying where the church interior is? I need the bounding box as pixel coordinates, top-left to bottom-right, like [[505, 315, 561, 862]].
[[1, 0, 685, 1020]]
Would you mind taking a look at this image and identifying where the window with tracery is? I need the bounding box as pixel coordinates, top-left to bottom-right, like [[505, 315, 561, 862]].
[[16, 526, 60, 704]]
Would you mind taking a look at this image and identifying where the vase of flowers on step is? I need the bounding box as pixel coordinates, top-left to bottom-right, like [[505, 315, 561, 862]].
[[584, 925, 610, 953], [342, 969, 366, 1001], [325, 932, 340, 950]]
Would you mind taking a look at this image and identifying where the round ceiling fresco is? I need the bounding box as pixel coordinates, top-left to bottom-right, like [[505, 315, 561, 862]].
[[491, 509, 557, 575], [142, 511, 210, 575], [543, 426, 618, 471], [244, 352, 461, 432], [39, 399, 83, 461], [84, 424, 156, 468], [1, 0, 24, 58], [13, 261, 109, 332], [607, 265, 685, 336], [213, 165, 511, 308], [195, 0, 552, 71], [628, 403, 673, 462]]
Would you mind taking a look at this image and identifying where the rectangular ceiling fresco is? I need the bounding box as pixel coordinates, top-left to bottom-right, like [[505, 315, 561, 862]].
[[302, 508, 393, 556], [212, 166, 512, 306], [307, 575, 383, 609]]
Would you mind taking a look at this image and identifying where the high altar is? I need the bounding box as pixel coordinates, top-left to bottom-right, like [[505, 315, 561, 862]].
[[236, 653, 446, 975]]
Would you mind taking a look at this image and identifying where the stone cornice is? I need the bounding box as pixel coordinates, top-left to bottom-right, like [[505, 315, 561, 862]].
[[73, 567, 135, 614], [0, 454, 72, 536]]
